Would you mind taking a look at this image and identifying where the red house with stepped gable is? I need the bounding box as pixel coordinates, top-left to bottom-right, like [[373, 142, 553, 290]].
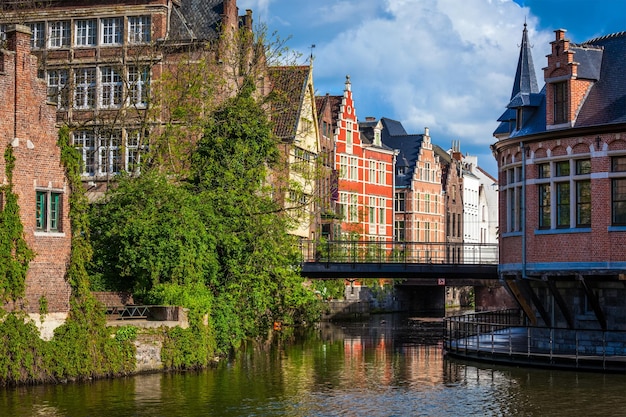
[[328, 75, 396, 242], [0, 26, 71, 329]]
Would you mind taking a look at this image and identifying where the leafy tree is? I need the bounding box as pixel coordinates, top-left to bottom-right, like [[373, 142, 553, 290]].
[[88, 172, 218, 295]]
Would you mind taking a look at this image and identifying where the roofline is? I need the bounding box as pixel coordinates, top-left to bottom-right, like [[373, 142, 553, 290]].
[[491, 122, 626, 154]]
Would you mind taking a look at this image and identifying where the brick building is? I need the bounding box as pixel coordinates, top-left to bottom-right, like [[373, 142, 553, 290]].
[[325, 76, 396, 242], [493, 25, 626, 330], [378, 118, 445, 260], [0, 25, 71, 315], [0, 0, 253, 199]]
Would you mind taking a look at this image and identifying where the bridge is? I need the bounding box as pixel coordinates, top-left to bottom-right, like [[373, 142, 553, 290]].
[[299, 240, 499, 284]]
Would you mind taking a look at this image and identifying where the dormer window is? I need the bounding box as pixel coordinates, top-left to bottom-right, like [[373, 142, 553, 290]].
[[553, 82, 568, 124], [516, 108, 522, 130], [374, 130, 381, 146]]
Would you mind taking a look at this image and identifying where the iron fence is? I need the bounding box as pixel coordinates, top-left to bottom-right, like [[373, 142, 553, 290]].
[[444, 309, 626, 372], [301, 240, 498, 265]]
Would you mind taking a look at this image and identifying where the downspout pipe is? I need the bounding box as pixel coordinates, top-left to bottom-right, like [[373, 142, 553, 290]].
[[520, 141, 527, 279]]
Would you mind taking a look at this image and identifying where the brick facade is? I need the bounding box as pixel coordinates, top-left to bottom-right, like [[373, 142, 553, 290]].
[[493, 27, 626, 331], [0, 26, 71, 313]]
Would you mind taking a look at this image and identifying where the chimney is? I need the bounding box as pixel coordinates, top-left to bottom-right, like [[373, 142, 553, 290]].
[[365, 116, 376, 121]]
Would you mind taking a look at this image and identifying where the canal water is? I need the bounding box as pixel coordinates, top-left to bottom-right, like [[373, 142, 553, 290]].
[[3, 313, 626, 416]]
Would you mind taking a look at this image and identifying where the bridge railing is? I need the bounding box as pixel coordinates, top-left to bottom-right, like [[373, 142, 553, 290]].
[[300, 240, 498, 265]]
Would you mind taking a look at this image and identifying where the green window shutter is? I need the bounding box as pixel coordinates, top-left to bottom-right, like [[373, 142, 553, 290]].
[[50, 193, 60, 231], [36, 191, 46, 230]]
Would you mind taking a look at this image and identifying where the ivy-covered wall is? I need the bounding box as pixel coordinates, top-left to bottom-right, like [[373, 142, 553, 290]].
[[0, 25, 71, 314]]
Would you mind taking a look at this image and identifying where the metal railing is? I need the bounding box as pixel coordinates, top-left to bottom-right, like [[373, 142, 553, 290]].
[[105, 305, 151, 320], [301, 240, 498, 265], [444, 310, 626, 372]]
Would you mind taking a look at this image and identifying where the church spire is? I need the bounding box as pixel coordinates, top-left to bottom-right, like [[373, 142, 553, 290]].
[[510, 22, 539, 100]]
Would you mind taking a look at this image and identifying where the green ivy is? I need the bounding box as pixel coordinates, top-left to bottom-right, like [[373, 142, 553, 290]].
[[0, 145, 35, 303]]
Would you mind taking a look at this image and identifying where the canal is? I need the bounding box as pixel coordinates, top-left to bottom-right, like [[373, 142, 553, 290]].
[[3, 313, 626, 416]]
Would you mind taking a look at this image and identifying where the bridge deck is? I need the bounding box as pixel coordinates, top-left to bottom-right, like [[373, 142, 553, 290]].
[[300, 241, 499, 283]]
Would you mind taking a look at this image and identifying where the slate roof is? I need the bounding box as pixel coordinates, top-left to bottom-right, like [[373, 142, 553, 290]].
[[169, 0, 225, 41], [380, 118, 423, 188], [496, 28, 626, 138], [269, 66, 311, 140]]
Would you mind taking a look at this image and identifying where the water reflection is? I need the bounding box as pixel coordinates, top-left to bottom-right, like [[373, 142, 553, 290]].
[[2, 314, 626, 416]]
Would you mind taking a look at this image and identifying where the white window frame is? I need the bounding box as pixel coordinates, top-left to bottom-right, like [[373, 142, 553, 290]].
[[128, 16, 151, 44], [47, 69, 69, 109], [101, 17, 123, 45], [74, 67, 96, 109], [48, 20, 70, 48], [100, 66, 123, 109], [73, 130, 97, 176], [29, 22, 45, 49], [75, 19, 97, 47]]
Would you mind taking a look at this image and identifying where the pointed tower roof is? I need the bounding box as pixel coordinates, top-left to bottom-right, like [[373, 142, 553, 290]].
[[510, 22, 539, 100]]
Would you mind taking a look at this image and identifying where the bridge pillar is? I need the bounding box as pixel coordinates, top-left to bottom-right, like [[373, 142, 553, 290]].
[[395, 285, 445, 315], [474, 285, 516, 312]]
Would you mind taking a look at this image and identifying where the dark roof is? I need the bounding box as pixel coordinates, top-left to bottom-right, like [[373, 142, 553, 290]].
[[380, 118, 423, 188], [169, 0, 225, 41], [510, 23, 539, 100], [496, 29, 626, 138], [269, 66, 311, 140]]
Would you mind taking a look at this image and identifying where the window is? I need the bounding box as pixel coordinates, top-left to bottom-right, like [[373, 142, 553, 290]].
[[339, 155, 348, 179], [377, 162, 385, 185], [576, 159, 591, 227], [75, 19, 97, 46], [576, 180, 591, 227], [555, 160, 570, 177], [504, 165, 522, 232], [100, 67, 123, 108], [49, 21, 70, 48], [553, 82, 568, 124], [36, 190, 62, 232], [29, 22, 45, 49], [612, 156, 626, 225], [374, 130, 381, 146], [338, 192, 358, 223], [394, 221, 405, 242], [378, 197, 385, 225], [348, 156, 358, 180], [73, 129, 143, 176], [395, 192, 405, 212], [101, 18, 122, 45], [129, 66, 150, 107], [99, 131, 122, 174], [538, 184, 550, 229], [556, 182, 570, 228], [126, 130, 143, 173], [47, 69, 69, 109], [74, 68, 96, 109], [73, 130, 96, 175], [346, 121, 353, 154], [538, 163, 550, 179], [128, 16, 151, 44]]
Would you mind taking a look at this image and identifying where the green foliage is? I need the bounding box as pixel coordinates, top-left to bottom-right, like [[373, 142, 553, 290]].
[[0, 145, 35, 302], [0, 312, 49, 385], [161, 320, 215, 370], [87, 84, 323, 360], [88, 172, 218, 294], [311, 279, 345, 300]]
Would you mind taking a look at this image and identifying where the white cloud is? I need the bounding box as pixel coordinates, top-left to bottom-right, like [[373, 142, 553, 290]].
[[300, 0, 555, 174], [238, 0, 556, 174]]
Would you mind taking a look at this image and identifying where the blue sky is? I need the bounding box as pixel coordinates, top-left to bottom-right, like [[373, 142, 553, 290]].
[[237, 0, 626, 176]]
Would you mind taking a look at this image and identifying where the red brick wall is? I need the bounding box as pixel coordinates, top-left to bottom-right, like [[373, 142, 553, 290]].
[[0, 26, 71, 313], [497, 133, 626, 271]]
